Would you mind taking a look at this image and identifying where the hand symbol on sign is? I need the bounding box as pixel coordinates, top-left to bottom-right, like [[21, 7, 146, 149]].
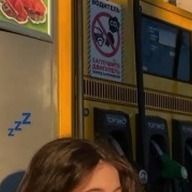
[[94, 26, 105, 47], [94, 26, 115, 48]]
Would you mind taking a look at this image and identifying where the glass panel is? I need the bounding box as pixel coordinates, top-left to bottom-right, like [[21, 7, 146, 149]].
[[177, 31, 190, 81], [141, 16, 191, 82]]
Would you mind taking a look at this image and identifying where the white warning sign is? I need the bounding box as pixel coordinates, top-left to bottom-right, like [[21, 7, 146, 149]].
[[89, 0, 122, 82]]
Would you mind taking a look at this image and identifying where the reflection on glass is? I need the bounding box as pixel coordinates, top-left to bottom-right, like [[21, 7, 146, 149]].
[[141, 16, 190, 82]]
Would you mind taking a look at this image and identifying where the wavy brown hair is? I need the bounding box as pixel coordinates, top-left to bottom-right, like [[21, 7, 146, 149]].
[[17, 138, 141, 192]]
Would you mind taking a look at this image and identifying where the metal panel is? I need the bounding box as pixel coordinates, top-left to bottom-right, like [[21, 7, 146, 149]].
[[57, 0, 73, 137], [177, 0, 192, 13], [0, 30, 56, 182]]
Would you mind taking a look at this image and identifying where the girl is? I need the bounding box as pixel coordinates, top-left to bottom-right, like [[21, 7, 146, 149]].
[[17, 138, 141, 192]]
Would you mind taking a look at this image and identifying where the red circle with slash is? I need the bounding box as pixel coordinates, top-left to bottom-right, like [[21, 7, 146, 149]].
[[92, 12, 120, 57]]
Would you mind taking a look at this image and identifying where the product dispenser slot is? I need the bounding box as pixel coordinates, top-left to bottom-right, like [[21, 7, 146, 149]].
[[148, 137, 170, 192], [185, 141, 192, 190], [172, 120, 192, 192], [94, 108, 132, 160], [136, 115, 172, 192]]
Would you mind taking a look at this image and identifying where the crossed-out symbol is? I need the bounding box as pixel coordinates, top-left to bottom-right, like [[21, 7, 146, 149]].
[[92, 12, 120, 57]]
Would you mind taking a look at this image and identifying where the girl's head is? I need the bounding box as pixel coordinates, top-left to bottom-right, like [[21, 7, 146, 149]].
[[18, 138, 140, 192]]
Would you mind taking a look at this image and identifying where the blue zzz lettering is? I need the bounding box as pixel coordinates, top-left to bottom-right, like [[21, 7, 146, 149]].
[[8, 128, 15, 137], [14, 121, 22, 131], [8, 112, 31, 136], [22, 112, 31, 124]]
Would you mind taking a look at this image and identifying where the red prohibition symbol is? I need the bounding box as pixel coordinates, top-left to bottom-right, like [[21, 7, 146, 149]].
[[91, 12, 120, 57]]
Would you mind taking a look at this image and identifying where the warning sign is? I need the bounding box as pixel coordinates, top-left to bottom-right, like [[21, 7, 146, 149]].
[[89, 0, 122, 82]]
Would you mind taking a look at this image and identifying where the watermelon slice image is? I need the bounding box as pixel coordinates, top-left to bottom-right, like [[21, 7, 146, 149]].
[[21, 0, 47, 23], [1, 0, 28, 23], [0, 0, 47, 24]]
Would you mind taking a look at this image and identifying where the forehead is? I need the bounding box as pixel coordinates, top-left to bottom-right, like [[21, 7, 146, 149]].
[[73, 161, 121, 192]]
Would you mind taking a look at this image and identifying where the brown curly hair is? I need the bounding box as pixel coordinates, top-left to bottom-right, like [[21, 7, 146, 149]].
[[17, 138, 141, 192]]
